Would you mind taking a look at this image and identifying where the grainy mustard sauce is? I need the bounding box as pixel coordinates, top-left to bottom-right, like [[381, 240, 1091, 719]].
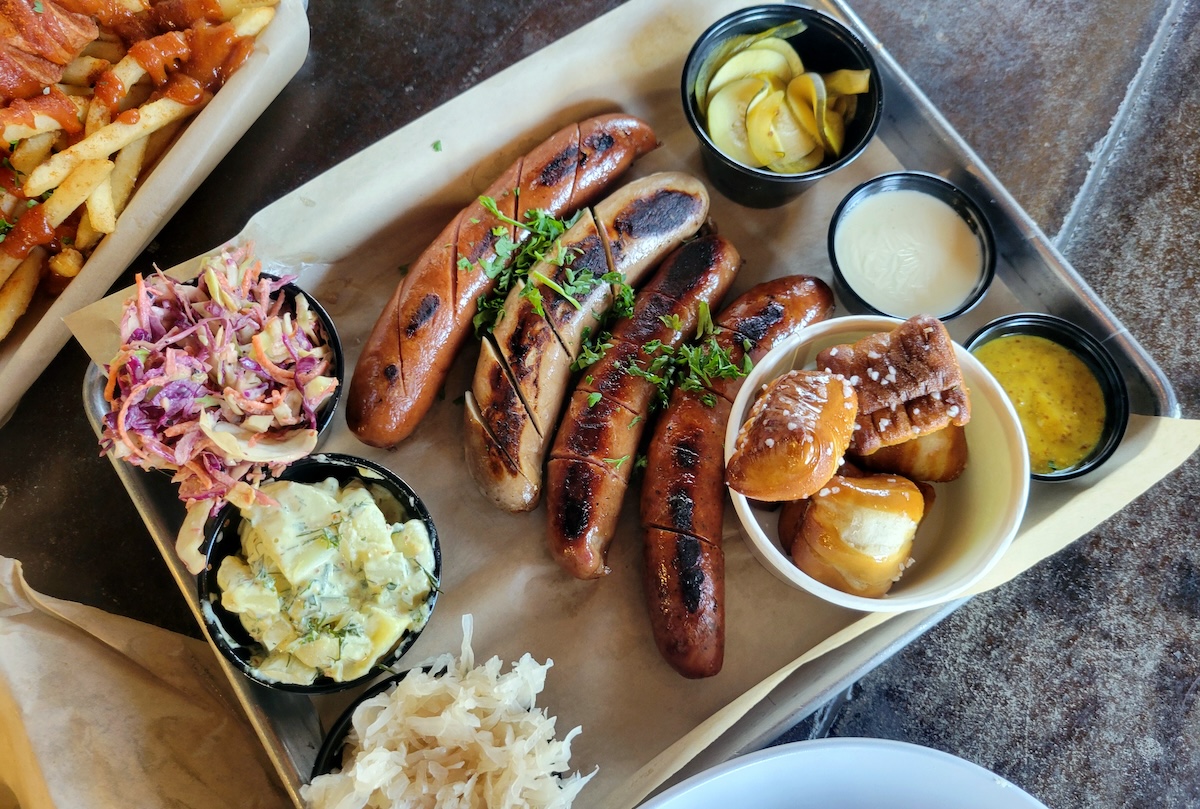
[[973, 334, 1106, 474]]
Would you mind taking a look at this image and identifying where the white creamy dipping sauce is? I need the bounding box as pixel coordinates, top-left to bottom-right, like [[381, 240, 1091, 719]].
[[833, 188, 984, 317]]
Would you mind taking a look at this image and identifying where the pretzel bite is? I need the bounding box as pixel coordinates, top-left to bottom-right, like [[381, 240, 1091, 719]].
[[816, 315, 970, 456], [855, 422, 969, 482], [786, 472, 925, 598], [726, 370, 857, 502]]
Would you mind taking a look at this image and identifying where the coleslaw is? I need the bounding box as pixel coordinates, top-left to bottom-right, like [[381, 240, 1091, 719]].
[[100, 245, 339, 573]]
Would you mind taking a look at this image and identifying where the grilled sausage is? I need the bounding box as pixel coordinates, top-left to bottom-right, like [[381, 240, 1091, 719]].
[[639, 274, 835, 677], [347, 114, 658, 448], [464, 172, 710, 512], [546, 235, 742, 579]]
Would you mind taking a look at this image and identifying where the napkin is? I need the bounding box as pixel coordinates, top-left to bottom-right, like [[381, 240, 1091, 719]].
[[0, 557, 286, 809]]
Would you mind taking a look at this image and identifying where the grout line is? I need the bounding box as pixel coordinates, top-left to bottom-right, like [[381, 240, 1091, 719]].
[[1054, 0, 1185, 249]]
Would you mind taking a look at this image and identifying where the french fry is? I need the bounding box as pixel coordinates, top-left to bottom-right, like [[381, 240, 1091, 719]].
[[87, 177, 118, 234], [103, 51, 159, 106], [0, 250, 45, 343], [60, 56, 112, 87], [109, 136, 148, 215], [81, 39, 125, 63], [142, 118, 185, 168], [0, 96, 88, 143], [10, 132, 56, 176], [42, 158, 116, 227], [84, 96, 112, 137], [231, 6, 276, 35], [45, 247, 84, 296], [74, 212, 102, 252], [23, 97, 201, 197]]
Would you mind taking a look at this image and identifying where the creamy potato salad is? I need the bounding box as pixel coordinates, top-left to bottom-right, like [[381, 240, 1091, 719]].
[[217, 477, 435, 685]]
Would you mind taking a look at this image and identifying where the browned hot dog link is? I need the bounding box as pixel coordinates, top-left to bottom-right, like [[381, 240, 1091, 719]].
[[347, 114, 658, 448], [639, 274, 835, 677], [546, 235, 742, 580]]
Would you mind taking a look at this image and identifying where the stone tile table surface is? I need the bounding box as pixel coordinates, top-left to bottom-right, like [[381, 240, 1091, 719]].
[[1, 0, 1197, 807]]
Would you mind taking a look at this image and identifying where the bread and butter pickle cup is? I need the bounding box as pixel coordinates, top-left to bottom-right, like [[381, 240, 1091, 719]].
[[681, 4, 883, 208], [197, 453, 441, 694], [966, 314, 1130, 482], [828, 171, 997, 320], [725, 315, 1030, 612]]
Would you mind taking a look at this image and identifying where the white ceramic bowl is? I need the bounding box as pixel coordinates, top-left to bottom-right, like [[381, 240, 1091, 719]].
[[724, 315, 1029, 612]]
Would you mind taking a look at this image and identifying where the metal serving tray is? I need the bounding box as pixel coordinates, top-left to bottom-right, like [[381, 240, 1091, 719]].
[[81, 0, 1177, 806]]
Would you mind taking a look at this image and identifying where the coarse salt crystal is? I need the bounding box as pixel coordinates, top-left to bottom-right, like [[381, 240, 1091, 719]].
[[765, 437, 775, 448]]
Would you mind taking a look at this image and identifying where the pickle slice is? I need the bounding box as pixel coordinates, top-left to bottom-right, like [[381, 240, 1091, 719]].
[[769, 144, 825, 174], [823, 108, 846, 157], [746, 36, 805, 77], [705, 48, 794, 107], [788, 72, 846, 156], [822, 68, 871, 97], [834, 93, 858, 124], [706, 76, 772, 167], [746, 89, 817, 167]]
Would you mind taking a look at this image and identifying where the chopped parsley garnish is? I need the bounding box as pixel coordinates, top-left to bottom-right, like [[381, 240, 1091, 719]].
[[462, 194, 638, 342], [572, 302, 750, 412], [431, 140, 443, 152], [464, 195, 583, 336]]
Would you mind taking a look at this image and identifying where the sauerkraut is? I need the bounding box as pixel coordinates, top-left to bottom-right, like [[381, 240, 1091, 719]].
[[301, 616, 595, 809]]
